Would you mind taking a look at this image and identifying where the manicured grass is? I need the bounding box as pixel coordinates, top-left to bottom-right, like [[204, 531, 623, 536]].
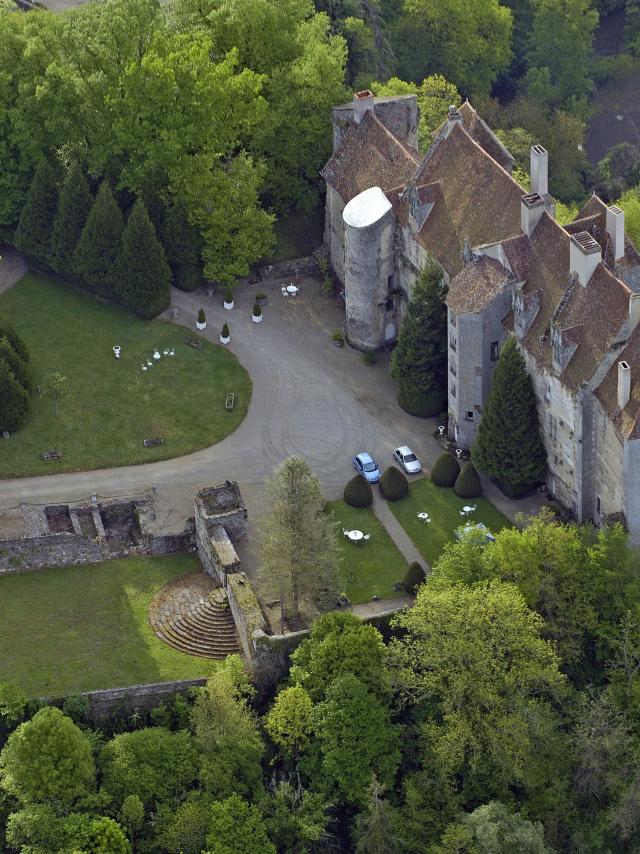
[[264, 205, 325, 264], [0, 555, 219, 697], [0, 273, 251, 477], [328, 500, 408, 604], [389, 478, 512, 566]]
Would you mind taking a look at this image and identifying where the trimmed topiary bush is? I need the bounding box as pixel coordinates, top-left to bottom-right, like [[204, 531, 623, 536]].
[[379, 466, 409, 501], [431, 452, 460, 487], [344, 474, 373, 508], [197, 308, 206, 324], [252, 303, 262, 317], [403, 561, 426, 594], [221, 323, 230, 339], [454, 461, 482, 498]]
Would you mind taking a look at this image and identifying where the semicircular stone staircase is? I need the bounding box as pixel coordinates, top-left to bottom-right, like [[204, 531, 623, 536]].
[[149, 572, 241, 659]]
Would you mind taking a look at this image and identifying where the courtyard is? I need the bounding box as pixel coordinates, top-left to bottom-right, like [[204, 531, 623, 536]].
[[0, 555, 220, 697], [0, 273, 251, 477]]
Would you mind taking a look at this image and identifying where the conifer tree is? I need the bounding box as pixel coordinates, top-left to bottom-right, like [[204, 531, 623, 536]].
[[0, 338, 32, 392], [0, 360, 30, 433], [49, 164, 93, 275], [13, 161, 59, 266], [391, 259, 448, 417], [0, 317, 29, 364], [472, 336, 547, 496], [74, 181, 124, 299], [161, 199, 203, 292], [116, 199, 171, 319]]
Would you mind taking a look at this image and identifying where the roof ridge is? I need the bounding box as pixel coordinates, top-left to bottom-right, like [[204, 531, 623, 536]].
[[366, 111, 421, 163]]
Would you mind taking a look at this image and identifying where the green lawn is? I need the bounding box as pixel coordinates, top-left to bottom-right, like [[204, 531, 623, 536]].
[[263, 205, 325, 264], [0, 555, 219, 697], [328, 501, 408, 604], [0, 273, 251, 476], [389, 479, 512, 566]]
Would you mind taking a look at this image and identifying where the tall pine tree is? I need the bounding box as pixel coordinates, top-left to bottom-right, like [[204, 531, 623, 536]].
[[0, 338, 32, 393], [74, 181, 124, 300], [161, 199, 203, 292], [472, 335, 547, 496], [116, 200, 171, 319], [13, 161, 59, 266], [50, 164, 93, 275], [0, 317, 29, 364], [392, 259, 448, 417]]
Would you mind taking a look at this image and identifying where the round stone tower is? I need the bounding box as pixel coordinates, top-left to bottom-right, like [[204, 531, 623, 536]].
[[342, 186, 395, 350]]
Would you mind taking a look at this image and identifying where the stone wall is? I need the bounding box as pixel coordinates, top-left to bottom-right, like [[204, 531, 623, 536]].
[[77, 678, 207, 721], [258, 256, 320, 282], [0, 532, 109, 573], [227, 572, 267, 658]]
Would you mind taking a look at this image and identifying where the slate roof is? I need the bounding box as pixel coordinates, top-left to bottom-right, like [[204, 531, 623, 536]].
[[412, 123, 523, 275], [447, 256, 510, 314], [321, 110, 419, 204], [458, 101, 515, 173], [595, 331, 640, 439]]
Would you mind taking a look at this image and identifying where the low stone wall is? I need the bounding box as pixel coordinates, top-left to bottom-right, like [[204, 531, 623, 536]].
[[258, 256, 320, 281], [227, 573, 267, 658], [0, 532, 109, 573], [78, 678, 207, 721]]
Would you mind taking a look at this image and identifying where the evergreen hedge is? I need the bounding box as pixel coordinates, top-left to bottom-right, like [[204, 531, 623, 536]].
[[431, 452, 460, 487], [454, 462, 482, 498], [0, 360, 30, 433], [0, 318, 29, 364], [379, 466, 409, 501], [403, 561, 426, 594], [344, 474, 373, 508], [0, 339, 32, 393]]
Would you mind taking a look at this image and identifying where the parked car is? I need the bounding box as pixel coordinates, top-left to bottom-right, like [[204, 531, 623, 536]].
[[393, 445, 422, 474], [352, 452, 380, 483]]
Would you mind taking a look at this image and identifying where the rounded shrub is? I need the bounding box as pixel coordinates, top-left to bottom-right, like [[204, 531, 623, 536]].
[[252, 303, 262, 317], [403, 561, 426, 594], [430, 452, 460, 487], [379, 466, 409, 501], [454, 461, 482, 498], [197, 307, 206, 324], [344, 474, 373, 508]]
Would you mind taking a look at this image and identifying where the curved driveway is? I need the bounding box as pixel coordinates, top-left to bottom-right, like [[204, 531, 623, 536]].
[[0, 274, 442, 533]]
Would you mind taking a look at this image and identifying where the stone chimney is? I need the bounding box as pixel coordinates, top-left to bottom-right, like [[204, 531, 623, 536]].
[[444, 104, 463, 138], [353, 89, 375, 124], [530, 145, 548, 197], [618, 359, 631, 409], [521, 193, 545, 237], [606, 204, 625, 261], [570, 231, 602, 287]]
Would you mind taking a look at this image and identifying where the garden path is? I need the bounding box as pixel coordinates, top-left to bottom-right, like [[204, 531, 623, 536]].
[[371, 489, 425, 569]]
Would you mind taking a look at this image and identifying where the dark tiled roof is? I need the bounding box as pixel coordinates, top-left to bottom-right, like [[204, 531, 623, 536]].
[[413, 123, 524, 275], [554, 264, 630, 389], [446, 256, 509, 314], [321, 111, 419, 204], [458, 101, 515, 173], [595, 331, 640, 439]]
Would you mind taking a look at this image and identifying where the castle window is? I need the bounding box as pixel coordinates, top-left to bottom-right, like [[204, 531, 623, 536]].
[[465, 410, 474, 421], [451, 383, 456, 398], [387, 275, 394, 293], [385, 297, 394, 312], [490, 341, 499, 361], [596, 496, 601, 516], [544, 383, 551, 402], [450, 312, 457, 327], [450, 362, 457, 376], [450, 335, 457, 351]]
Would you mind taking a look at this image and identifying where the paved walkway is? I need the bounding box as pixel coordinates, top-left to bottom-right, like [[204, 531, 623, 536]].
[[351, 594, 413, 619], [371, 490, 425, 568]]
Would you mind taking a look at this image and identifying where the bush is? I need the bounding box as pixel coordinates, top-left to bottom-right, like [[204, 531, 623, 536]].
[[363, 349, 377, 366], [379, 466, 408, 501], [431, 452, 460, 487], [256, 291, 267, 301], [221, 323, 230, 339], [331, 329, 344, 344], [252, 303, 261, 317], [454, 461, 482, 498], [197, 308, 206, 324], [224, 287, 233, 304], [344, 474, 373, 508], [403, 561, 426, 594], [62, 694, 91, 725]]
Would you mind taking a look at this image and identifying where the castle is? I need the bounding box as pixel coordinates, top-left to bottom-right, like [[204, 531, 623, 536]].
[[322, 90, 640, 542]]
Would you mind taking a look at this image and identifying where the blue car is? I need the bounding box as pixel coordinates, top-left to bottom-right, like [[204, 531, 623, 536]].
[[352, 452, 380, 484]]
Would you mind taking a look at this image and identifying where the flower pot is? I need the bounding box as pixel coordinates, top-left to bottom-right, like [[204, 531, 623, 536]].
[[220, 334, 230, 344], [196, 320, 206, 330], [252, 313, 262, 323], [224, 300, 234, 310]]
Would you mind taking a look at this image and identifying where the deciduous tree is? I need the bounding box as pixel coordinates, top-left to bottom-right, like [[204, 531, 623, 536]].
[[204, 794, 276, 854]]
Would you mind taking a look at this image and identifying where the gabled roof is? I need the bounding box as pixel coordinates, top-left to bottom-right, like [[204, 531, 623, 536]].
[[458, 101, 515, 173], [412, 123, 524, 275], [595, 331, 640, 439], [321, 110, 419, 204], [447, 256, 510, 314]]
